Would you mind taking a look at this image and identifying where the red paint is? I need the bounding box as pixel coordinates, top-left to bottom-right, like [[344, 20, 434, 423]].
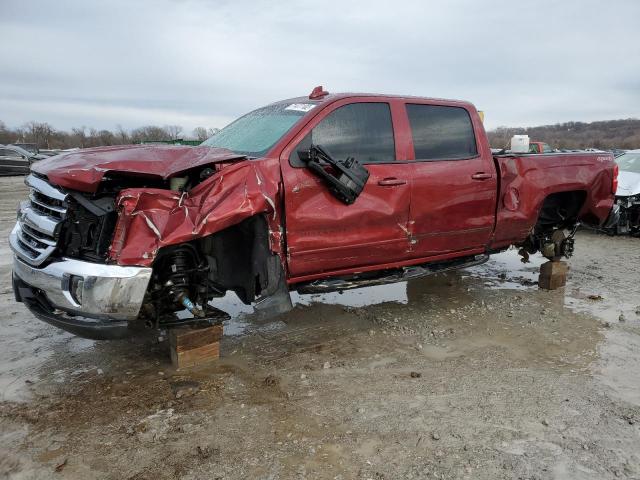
[[489, 153, 615, 248], [33, 93, 616, 282], [400, 100, 497, 258], [32, 144, 246, 193], [109, 159, 282, 267], [279, 97, 412, 276], [309, 85, 329, 100]]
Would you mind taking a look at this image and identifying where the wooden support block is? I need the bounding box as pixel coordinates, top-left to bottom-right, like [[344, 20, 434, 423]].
[[169, 324, 223, 368], [539, 261, 568, 290]]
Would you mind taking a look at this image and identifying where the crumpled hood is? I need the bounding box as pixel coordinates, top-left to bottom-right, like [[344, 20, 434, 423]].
[[617, 170, 640, 197], [31, 144, 247, 193]]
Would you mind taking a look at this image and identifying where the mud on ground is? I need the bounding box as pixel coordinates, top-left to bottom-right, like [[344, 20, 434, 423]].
[[1, 175, 639, 480]]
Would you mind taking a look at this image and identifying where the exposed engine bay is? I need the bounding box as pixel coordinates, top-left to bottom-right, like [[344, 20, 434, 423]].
[[55, 163, 221, 263]]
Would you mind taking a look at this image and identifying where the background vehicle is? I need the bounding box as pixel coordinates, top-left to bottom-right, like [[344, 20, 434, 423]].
[[10, 89, 618, 339], [611, 148, 628, 158], [610, 149, 640, 235], [12, 143, 39, 155], [0, 145, 46, 176], [528, 141, 554, 153]]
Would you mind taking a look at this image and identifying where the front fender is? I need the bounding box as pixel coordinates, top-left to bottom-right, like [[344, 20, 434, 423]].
[[108, 159, 283, 266]]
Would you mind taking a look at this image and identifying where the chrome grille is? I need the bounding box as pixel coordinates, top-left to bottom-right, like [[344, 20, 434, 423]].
[[9, 174, 68, 266]]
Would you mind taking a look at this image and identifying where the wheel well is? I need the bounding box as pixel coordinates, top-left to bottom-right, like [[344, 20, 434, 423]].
[[197, 215, 283, 304], [535, 191, 586, 232]]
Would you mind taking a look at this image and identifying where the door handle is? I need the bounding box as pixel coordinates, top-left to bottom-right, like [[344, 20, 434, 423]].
[[378, 177, 407, 186], [471, 172, 493, 180]]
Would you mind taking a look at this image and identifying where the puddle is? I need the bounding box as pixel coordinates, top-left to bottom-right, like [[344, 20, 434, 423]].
[[465, 247, 544, 290], [218, 280, 409, 336]]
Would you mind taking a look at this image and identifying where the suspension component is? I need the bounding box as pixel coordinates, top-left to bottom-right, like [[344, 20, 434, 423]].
[[163, 248, 204, 317], [541, 227, 577, 260]]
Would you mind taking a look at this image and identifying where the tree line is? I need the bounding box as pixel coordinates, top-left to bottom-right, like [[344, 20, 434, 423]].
[[0, 120, 219, 150], [2, 117, 639, 151], [487, 118, 640, 150]]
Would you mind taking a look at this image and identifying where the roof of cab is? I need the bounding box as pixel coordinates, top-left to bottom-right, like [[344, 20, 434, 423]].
[[271, 91, 476, 110]]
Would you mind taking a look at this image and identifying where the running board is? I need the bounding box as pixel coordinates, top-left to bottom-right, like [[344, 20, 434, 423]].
[[296, 254, 489, 294]]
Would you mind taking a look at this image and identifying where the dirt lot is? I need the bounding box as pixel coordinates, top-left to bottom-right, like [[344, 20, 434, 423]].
[[1, 175, 639, 480]]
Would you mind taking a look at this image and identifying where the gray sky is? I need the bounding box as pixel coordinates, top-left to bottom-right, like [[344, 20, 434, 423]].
[[1, 0, 639, 133]]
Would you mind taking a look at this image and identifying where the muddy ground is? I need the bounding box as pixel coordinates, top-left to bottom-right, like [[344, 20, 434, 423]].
[[0, 175, 639, 480]]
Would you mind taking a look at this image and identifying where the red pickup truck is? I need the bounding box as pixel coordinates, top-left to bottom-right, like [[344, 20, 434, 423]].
[[10, 87, 619, 339]]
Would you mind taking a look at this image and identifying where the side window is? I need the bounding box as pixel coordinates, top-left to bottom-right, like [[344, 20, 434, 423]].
[[4, 149, 22, 158], [291, 102, 395, 166], [406, 104, 478, 161]]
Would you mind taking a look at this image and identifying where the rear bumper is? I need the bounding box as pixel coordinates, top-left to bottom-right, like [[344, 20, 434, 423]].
[[11, 255, 152, 339]]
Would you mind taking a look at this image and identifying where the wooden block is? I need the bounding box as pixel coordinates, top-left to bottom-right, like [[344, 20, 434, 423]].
[[169, 324, 223, 368], [170, 341, 220, 368], [539, 261, 568, 290]]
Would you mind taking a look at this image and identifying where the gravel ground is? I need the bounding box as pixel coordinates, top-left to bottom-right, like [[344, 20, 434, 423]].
[[1, 175, 639, 480]]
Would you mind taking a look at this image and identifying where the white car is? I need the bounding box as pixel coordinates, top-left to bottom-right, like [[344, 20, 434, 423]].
[[613, 149, 640, 235]]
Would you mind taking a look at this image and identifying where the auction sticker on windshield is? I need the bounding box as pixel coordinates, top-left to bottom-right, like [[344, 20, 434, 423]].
[[285, 103, 316, 112]]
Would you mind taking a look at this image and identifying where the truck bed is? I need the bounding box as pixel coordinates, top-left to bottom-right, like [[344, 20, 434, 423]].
[[490, 152, 615, 249]]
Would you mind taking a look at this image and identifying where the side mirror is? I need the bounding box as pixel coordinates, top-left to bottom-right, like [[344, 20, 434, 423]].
[[297, 149, 310, 162], [290, 132, 312, 167]]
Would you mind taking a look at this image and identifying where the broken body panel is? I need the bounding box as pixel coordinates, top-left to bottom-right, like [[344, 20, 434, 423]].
[[14, 90, 617, 339]]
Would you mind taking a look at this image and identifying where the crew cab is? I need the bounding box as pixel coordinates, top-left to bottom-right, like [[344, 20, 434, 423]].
[[10, 87, 619, 339]]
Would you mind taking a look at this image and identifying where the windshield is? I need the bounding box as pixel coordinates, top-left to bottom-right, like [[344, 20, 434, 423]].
[[616, 151, 640, 174], [201, 102, 316, 156]]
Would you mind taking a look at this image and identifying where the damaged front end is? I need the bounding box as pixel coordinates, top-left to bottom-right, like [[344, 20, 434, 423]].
[[10, 174, 153, 339], [610, 195, 640, 236], [10, 149, 291, 339]]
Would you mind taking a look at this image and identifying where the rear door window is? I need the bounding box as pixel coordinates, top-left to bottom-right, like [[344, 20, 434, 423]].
[[406, 104, 478, 160]]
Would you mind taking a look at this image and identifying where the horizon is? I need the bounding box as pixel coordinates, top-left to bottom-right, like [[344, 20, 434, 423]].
[[3, 116, 640, 139]]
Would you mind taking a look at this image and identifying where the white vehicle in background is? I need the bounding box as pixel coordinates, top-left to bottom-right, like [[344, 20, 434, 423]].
[[612, 149, 640, 235]]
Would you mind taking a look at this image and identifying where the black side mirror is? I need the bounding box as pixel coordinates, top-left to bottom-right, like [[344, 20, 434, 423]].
[[297, 149, 310, 162]]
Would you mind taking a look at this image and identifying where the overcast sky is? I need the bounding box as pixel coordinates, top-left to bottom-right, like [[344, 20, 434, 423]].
[[1, 0, 639, 133]]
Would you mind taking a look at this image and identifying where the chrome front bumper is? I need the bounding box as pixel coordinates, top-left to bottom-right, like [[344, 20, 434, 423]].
[[11, 253, 152, 339]]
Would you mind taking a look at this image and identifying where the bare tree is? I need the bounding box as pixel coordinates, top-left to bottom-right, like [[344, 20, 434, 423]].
[[115, 124, 129, 144], [72, 127, 87, 148], [192, 127, 209, 141], [164, 125, 183, 140], [130, 126, 170, 143], [22, 121, 55, 148], [0, 120, 13, 145], [98, 130, 115, 146]]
